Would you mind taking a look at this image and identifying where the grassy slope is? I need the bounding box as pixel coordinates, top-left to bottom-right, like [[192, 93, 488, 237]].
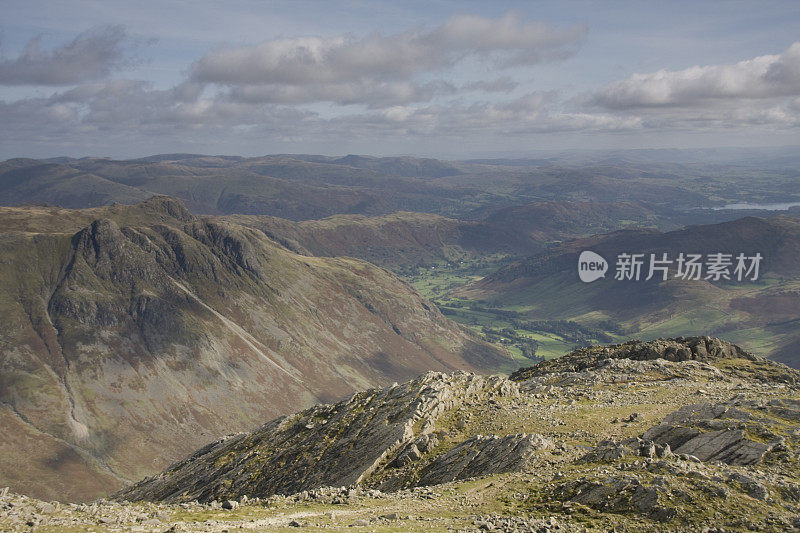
[[221, 212, 539, 269]]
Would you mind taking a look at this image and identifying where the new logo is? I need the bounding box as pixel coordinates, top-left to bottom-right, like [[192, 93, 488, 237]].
[[578, 251, 608, 283]]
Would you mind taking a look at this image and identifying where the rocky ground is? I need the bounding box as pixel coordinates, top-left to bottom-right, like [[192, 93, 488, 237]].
[[4, 337, 800, 532]]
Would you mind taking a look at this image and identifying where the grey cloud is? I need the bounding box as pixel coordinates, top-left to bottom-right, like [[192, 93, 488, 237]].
[[173, 81, 206, 102], [639, 101, 800, 129], [190, 13, 584, 106], [8, 41, 800, 154], [4, 76, 796, 155], [429, 13, 584, 52], [0, 79, 310, 144], [429, 13, 585, 66], [0, 25, 132, 86], [591, 42, 800, 109]]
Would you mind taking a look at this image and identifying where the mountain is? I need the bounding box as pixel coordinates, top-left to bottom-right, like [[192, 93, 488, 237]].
[[0, 337, 780, 531], [223, 203, 800, 273], [458, 216, 800, 365], [0, 197, 510, 502], [274, 154, 464, 178], [221, 211, 539, 268]]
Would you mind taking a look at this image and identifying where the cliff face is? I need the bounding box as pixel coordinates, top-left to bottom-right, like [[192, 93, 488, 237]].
[[0, 197, 510, 502]]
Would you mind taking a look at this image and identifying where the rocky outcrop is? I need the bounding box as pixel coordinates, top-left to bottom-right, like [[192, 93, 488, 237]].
[[509, 336, 798, 384], [114, 372, 519, 502], [415, 433, 551, 487], [583, 399, 792, 467], [557, 475, 677, 522], [641, 402, 778, 466], [114, 337, 800, 508]]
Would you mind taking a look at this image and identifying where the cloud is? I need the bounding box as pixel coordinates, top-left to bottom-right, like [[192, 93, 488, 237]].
[[0, 78, 312, 141], [573, 42, 800, 133], [0, 25, 133, 86], [190, 12, 585, 106], [591, 42, 800, 109], [323, 93, 642, 138], [0, 79, 641, 153]]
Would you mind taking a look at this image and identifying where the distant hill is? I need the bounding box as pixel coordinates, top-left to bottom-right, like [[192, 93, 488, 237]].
[[0, 157, 481, 219], [328, 154, 464, 178], [0, 162, 153, 208], [0, 197, 510, 502], [3, 153, 799, 225], [459, 215, 800, 365]]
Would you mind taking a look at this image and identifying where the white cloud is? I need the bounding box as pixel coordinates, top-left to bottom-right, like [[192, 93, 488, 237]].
[[592, 42, 800, 109], [576, 42, 800, 132], [429, 13, 586, 65]]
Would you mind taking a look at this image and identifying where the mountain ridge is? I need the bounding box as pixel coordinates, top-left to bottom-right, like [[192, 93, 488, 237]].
[[0, 197, 510, 502]]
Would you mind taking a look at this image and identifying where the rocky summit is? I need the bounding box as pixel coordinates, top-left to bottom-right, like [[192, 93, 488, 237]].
[[2, 336, 797, 531]]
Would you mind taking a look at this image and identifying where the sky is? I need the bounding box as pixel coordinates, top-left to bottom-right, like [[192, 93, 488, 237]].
[[1, 0, 799, 159]]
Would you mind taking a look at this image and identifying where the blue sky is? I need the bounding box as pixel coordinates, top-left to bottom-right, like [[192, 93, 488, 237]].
[[1, 1, 799, 158]]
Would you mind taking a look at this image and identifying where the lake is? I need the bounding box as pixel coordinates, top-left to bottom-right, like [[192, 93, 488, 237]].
[[712, 201, 800, 211]]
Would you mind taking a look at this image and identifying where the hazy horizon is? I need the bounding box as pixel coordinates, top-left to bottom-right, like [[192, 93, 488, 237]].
[[6, 144, 799, 164]]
